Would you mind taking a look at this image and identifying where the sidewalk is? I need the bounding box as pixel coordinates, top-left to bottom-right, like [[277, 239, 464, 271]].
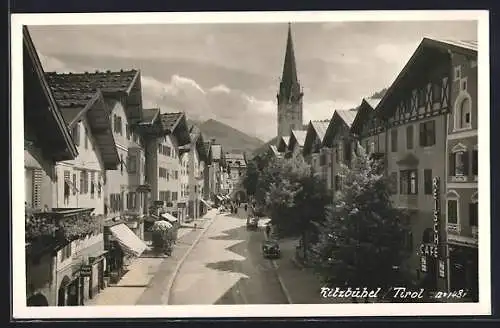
[[87, 209, 217, 306], [273, 237, 351, 304]]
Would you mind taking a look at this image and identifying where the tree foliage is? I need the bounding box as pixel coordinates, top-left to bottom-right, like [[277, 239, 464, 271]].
[[311, 149, 412, 292]]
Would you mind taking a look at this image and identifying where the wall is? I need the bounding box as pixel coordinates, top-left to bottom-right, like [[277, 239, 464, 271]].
[[156, 134, 181, 207], [24, 144, 54, 210], [278, 100, 303, 139], [54, 118, 105, 214], [26, 252, 56, 306]]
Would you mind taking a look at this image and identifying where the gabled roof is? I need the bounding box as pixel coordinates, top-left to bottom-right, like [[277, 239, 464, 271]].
[[322, 109, 358, 147], [51, 89, 120, 170], [160, 112, 191, 146], [277, 136, 289, 152], [351, 98, 381, 135], [376, 37, 478, 119], [142, 108, 160, 125], [269, 144, 280, 156], [45, 69, 143, 123], [23, 26, 78, 161], [288, 129, 307, 151], [310, 120, 330, 142]]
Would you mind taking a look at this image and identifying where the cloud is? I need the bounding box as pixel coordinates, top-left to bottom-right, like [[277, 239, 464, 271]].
[[374, 42, 419, 65], [303, 99, 359, 124]]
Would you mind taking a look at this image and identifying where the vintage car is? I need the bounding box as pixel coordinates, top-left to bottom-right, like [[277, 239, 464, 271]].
[[246, 217, 259, 230], [262, 239, 281, 259]]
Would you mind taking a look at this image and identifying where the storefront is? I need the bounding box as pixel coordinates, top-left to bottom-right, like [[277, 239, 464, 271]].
[[104, 221, 148, 283], [449, 243, 479, 301]]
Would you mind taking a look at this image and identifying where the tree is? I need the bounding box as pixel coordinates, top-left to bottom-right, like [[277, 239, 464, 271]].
[[311, 149, 412, 300], [258, 157, 331, 263]]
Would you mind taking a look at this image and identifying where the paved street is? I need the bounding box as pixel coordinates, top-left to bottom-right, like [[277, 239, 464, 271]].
[[169, 207, 290, 304]]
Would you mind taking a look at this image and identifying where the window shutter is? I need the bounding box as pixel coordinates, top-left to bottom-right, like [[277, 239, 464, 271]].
[[430, 121, 436, 146], [462, 151, 469, 176], [32, 169, 42, 208], [449, 153, 456, 176], [414, 170, 419, 194], [469, 203, 478, 227], [419, 123, 425, 147]]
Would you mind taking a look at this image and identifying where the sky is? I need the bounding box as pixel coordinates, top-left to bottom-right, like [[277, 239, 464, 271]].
[[29, 20, 477, 141]]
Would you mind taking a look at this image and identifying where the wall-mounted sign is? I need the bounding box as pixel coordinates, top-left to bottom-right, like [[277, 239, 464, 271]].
[[439, 260, 446, 278], [421, 177, 441, 261], [80, 265, 92, 277], [421, 256, 427, 272]]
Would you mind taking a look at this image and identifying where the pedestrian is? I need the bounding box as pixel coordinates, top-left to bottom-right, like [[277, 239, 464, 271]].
[[244, 204, 248, 212], [265, 224, 271, 237]]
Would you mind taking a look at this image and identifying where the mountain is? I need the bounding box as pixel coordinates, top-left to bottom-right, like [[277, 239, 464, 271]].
[[197, 119, 265, 155]]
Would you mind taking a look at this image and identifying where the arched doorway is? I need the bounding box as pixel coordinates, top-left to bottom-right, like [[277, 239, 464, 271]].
[[58, 275, 79, 306], [27, 293, 49, 306]]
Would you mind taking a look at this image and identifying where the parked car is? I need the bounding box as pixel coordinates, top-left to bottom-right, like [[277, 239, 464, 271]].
[[246, 217, 259, 230], [262, 239, 281, 259]]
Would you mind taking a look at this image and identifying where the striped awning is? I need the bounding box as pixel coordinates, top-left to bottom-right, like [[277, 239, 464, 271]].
[[109, 223, 148, 257]]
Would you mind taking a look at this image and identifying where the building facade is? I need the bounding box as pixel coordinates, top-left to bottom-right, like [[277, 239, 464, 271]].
[[224, 153, 247, 199], [286, 129, 307, 160], [186, 125, 207, 219], [322, 110, 358, 196], [444, 41, 478, 300], [24, 26, 79, 306], [302, 120, 329, 178]]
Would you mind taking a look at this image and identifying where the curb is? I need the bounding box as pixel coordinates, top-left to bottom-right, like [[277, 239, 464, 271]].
[[263, 231, 293, 304], [162, 210, 218, 305]]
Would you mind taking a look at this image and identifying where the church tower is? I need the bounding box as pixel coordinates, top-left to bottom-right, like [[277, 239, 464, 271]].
[[277, 23, 303, 140]]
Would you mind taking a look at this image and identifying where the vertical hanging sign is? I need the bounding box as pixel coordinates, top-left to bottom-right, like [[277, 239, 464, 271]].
[[432, 176, 440, 258]]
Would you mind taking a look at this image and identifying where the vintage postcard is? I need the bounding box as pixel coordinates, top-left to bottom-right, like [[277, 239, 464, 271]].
[[11, 10, 491, 319]]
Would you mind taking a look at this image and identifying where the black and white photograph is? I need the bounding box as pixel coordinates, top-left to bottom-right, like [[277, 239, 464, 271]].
[[11, 10, 490, 318]]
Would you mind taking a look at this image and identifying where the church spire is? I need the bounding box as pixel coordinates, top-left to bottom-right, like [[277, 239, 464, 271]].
[[278, 23, 302, 103]]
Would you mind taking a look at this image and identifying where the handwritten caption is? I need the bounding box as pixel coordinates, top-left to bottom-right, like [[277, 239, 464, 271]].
[[320, 287, 469, 300]]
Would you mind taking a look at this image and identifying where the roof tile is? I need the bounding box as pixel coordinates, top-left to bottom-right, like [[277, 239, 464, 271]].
[[160, 112, 184, 132], [310, 121, 330, 141], [336, 109, 358, 127], [291, 130, 307, 147]]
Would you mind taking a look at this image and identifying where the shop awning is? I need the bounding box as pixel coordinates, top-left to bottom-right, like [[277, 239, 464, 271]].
[[200, 199, 212, 208], [109, 223, 148, 257], [161, 212, 178, 223], [216, 195, 223, 201]]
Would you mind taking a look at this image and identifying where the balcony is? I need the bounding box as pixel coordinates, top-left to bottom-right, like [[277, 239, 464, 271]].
[[395, 194, 419, 210], [447, 223, 478, 247], [26, 207, 102, 245], [451, 175, 468, 183]]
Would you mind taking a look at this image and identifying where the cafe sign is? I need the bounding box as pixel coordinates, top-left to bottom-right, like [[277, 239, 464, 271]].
[[420, 177, 440, 259], [80, 265, 92, 277]]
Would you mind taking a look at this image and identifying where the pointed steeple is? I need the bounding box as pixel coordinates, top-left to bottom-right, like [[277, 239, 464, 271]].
[[278, 23, 302, 103]]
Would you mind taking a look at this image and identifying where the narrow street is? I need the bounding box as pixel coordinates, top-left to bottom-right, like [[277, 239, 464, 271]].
[[169, 207, 290, 304]]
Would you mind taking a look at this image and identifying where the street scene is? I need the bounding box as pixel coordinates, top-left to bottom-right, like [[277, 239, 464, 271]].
[[18, 15, 484, 312]]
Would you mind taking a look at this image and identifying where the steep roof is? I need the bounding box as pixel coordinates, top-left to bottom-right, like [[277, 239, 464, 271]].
[[376, 37, 477, 118], [45, 69, 143, 123], [142, 108, 160, 125], [290, 129, 307, 148], [336, 110, 358, 128], [158, 112, 191, 146], [310, 120, 330, 142], [23, 26, 78, 161]]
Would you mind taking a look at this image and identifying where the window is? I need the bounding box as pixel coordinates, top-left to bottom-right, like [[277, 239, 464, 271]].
[[450, 144, 469, 176], [110, 193, 122, 213], [432, 81, 442, 103], [114, 116, 123, 135], [127, 155, 137, 173], [80, 171, 86, 194], [469, 202, 478, 227], [84, 128, 88, 149], [400, 170, 418, 195], [166, 146, 171, 157], [461, 80, 467, 91], [126, 124, 130, 140], [337, 143, 343, 163], [166, 170, 170, 181], [63, 170, 71, 201], [320, 153, 326, 166], [172, 192, 178, 201], [159, 167, 167, 179], [424, 169, 432, 195], [419, 120, 435, 147], [120, 155, 124, 174], [72, 124, 80, 146], [61, 244, 72, 261], [344, 142, 352, 164], [472, 148, 478, 176], [456, 97, 472, 130], [391, 129, 398, 152], [447, 199, 458, 224], [127, 192, 137, 210], [406, 125, 414, 150]]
